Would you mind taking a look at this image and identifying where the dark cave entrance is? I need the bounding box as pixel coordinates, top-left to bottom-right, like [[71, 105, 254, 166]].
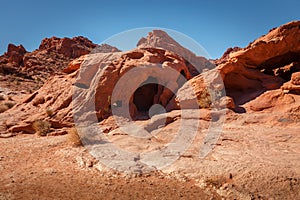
[[176, 70, 187, 88], [259, 51, 300, 81], [133, 77, 159, 112]]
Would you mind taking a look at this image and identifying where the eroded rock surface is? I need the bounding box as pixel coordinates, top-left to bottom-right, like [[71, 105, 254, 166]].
[[0, 21, 299, 199], [218, 21, 300, 106]]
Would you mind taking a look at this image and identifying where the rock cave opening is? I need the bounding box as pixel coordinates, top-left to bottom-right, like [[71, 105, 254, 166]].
[[133, 77, 159, 113], [227, 51, 300, 108], [132, 76, 171, 119], [259, 51, 300, 81]]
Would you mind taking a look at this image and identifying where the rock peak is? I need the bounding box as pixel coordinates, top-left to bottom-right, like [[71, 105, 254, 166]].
[[137, 30, 215, 75], [137, 29, 181, 48]]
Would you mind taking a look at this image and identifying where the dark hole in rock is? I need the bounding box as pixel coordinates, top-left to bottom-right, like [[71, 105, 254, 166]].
[[123, 51, 144, 59], [259, 51, 300, 81], [180, 70, 186, 77], [133, 77, 158, 112], [185, 60, 200, 77], [176, 70, 187, 88], [144, 48, 165, 55]]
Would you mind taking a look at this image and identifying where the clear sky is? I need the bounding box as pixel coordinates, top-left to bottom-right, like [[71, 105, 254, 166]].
[[1, 0, 299, 59]]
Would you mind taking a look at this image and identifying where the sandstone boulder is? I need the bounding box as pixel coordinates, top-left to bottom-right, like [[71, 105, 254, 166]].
[[281, 82, 300, 94], [174, 69, 225, 110], [249, 90, 295, 111], [6, 44, 26, 65], [291, 72, 300, 85], [0, 44, 27, 75], [63, 55, 87, 74]]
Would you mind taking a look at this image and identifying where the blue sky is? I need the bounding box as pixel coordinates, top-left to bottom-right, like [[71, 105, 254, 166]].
[[1, 0, 299, 58]]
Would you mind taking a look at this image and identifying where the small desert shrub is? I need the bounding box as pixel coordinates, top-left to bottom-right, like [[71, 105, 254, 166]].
[[205, 175, 228, 188], [198, 88, 223, 108], [68, 127, 82, 147], [7, 95, 13, 101], [0, 104, 9, 113], [46, 108, 54, 117], [36, 77, 42, 82], [0, 95, 5, 101], [15, 80, 21, 85], [33, 120, 51, 136], [198, 89, 212, 108]]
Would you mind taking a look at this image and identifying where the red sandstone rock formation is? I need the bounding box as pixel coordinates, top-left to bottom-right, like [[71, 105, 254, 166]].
[[0, 36, 120, 83], [2, 48, 194, 133], [217, 21, 300, 106], [0, 21, 299, 135], [137, 30, 215, 76], [0, 22, 300, 200], [0, 44, 27, 74]]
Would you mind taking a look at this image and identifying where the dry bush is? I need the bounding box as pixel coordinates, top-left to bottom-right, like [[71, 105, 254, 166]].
[[205, 175, 229, 188], [0, 104, 9, 113], [198, 88, 223, 109], [0, 95, 5, 101], [198, 89, 212, 108], [46, 107, 54, 117], [7, 96, 13, 101], [33, 120, 51, 136], [68, 127, 82, 147]]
